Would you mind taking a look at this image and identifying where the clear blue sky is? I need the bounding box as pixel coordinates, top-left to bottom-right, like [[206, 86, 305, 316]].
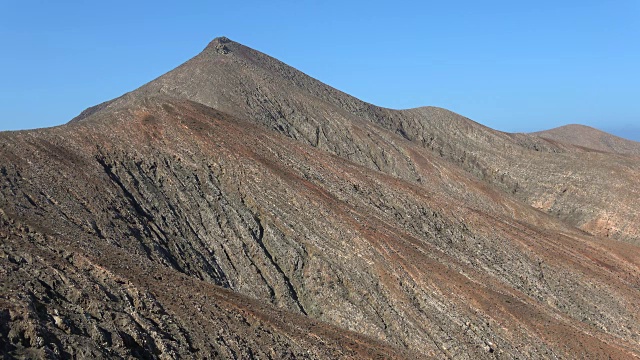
[[1, 1, 639, 140]]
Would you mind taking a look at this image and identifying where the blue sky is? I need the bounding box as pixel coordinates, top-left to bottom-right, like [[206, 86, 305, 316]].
[[1, 1, 639, 140]]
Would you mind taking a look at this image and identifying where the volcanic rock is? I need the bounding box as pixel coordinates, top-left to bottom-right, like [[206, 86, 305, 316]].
[[1, 37, 640, 359]]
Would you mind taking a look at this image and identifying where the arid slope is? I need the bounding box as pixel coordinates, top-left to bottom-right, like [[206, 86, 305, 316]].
[[532, 124, 640, 156], [1, 38, 640, 359], [74, 37, 640, 245]]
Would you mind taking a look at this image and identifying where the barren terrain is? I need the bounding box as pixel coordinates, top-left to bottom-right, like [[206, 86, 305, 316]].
[[1, 37, 639, 359]]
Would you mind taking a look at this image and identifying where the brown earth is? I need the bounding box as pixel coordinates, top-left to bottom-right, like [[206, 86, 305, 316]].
[[1, 37, 639, 359], [532, 124, 640, 156]]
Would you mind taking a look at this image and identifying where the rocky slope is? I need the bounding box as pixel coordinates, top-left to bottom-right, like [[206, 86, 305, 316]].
[[1, 38, 640, 359], [74, 37, 640, 245], [532, 124, 640, 156]]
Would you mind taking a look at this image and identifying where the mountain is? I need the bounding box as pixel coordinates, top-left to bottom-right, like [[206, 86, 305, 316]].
[[532, 124, 640, 156], [1, 37, 639, 359], [73, 37, 640, 245]]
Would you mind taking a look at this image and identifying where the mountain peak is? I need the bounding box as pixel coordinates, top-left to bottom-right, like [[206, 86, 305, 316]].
[[205, 36, 235, 55], [5, 36, 640, 359]]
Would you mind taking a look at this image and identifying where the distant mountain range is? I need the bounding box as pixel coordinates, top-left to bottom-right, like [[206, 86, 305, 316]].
[[1, 37, 639, 359]]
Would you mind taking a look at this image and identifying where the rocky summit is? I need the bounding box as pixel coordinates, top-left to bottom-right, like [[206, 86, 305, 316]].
[[1, 37, 639, 359]]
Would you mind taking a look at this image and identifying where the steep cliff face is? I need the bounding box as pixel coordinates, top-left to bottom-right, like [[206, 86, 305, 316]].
[[2, 39, 640, 359]]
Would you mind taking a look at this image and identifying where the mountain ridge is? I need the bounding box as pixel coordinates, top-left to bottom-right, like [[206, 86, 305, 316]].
[[69, 36, 639, 245]]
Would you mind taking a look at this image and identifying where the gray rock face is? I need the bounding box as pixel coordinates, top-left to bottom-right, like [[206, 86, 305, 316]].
[[2, 38, 640, 359]]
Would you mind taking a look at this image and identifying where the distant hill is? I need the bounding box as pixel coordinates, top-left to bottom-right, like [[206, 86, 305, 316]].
[[532, 124, 640, 156]]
